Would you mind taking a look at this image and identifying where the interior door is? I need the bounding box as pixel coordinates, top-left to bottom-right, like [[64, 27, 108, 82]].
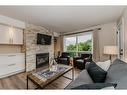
[[117, 18, 124, 60]]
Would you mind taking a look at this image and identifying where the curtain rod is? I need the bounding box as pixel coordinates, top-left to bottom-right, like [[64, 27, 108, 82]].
[[61, 28, 101, 36]]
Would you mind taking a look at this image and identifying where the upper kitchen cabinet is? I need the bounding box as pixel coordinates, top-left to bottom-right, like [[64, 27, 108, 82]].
[[0, 25, 10, 44], [0, 24, 23, 45], [13, 28, 23, 45]]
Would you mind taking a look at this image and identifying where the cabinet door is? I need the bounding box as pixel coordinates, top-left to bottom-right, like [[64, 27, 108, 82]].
[[0, 54, 25, 77], [14, 54, 25, 71], [13, 28, 23, 45], [0, 25, 10, 44]]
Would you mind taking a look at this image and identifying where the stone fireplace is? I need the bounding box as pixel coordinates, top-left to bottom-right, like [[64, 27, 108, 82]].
[[23, 24, 54, 71], [36, 53, 49, 68]]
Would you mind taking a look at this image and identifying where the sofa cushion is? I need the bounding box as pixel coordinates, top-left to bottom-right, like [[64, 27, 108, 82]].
[[66, 70, 93, 89], [87, 61, 107, 83], [105, 59, 127, 89], [71, 83, 117, 89], [96, 60, 111, 71]]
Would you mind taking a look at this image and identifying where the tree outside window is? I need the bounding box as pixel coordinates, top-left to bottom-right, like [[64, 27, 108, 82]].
[[64, 32, 92, 57]]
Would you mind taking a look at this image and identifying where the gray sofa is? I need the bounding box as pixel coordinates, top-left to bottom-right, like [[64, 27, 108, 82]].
[[66, 59, 127, 89]]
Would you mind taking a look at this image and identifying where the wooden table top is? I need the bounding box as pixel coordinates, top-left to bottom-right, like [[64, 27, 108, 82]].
[[27, 64, 73, 88]]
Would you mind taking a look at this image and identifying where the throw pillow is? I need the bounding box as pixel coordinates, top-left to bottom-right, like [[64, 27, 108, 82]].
[[71, 83, 117, 89], [86, 61, 107, 83], [96, 60, 111, 71]]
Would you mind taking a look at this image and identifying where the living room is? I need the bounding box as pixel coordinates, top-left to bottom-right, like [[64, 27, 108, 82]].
[[0, 5, 127, 91]]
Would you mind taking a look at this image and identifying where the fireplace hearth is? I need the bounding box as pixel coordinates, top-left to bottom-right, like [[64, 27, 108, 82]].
[[36, 53, 49, 68]]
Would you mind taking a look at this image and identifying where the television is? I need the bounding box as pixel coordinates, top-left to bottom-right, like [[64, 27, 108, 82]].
[[37, 33, 52, 45]]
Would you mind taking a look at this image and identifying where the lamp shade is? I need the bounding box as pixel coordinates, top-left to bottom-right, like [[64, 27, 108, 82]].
[[104, 46, 118, 55]]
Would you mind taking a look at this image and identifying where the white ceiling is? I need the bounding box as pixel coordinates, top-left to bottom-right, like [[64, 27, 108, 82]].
[[0, 6, 125, 33]]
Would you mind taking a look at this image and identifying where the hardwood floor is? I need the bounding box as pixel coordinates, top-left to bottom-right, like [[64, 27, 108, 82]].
[[0, 68, 81, 89]]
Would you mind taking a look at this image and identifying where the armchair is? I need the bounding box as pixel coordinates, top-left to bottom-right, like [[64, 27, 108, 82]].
[[57, 52, 70, 65], [73, 53, 92, 70]]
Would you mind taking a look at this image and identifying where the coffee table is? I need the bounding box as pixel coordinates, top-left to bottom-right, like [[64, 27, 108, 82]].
[[27, 64, 74, 89]]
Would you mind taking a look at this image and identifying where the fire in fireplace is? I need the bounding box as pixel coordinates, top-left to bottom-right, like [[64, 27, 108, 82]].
[[36, 53, 49, 68]]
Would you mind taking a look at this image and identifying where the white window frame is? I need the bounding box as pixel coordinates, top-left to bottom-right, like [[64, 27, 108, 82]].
[[63, 32, 93, 54]]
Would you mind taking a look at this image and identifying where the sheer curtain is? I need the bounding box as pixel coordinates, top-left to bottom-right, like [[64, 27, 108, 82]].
[[92, 29, 100, 62]]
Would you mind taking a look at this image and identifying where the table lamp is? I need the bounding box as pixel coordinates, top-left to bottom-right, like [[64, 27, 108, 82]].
[[104, 46, 118, 62]]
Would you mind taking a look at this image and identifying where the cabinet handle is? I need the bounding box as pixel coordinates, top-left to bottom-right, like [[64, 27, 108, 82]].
[[8, 64, 15, 66]]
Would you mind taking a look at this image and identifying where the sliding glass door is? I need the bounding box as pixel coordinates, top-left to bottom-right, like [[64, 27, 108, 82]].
[[64, 32, 93, 57]]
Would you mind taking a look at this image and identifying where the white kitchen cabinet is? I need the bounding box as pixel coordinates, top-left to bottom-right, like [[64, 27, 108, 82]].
[[0, 24, 23, 45], [13, 28, 23, 44], [0, 53, 25, 78], [0, 25, 10, 44]]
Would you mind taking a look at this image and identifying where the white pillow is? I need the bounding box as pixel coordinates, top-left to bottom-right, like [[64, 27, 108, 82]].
[[96, 60, 111, 71]]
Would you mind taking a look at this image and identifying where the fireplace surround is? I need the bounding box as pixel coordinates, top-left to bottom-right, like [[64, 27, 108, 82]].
[[36, 53, 49, 68]]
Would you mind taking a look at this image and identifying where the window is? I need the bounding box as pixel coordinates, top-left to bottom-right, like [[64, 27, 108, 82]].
[[77, 34, 92, 52], [64, 32, 92, 57], [64, 36, 77, 51]]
